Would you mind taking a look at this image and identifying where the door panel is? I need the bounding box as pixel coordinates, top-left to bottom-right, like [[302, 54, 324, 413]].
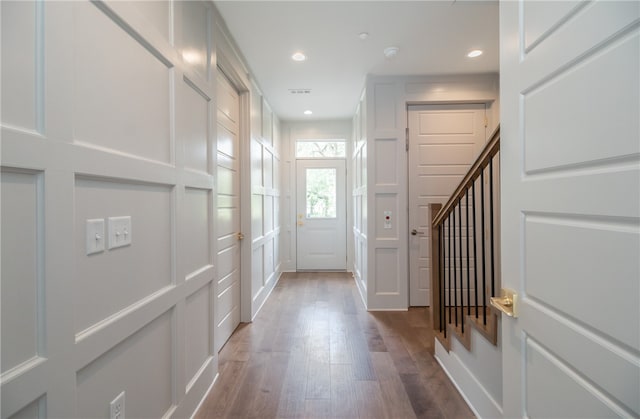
[[500, 1, 639, 416], [408, 104, 486, 306], [215, 71, 241, 353], [296, 159, 346, 270]]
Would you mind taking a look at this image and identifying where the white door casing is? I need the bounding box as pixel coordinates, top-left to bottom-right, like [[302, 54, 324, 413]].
[[500, 1, 639, 417], [296, 159, 347, 270], [408, 104, 486, 306], [215, 71, 242, 353]]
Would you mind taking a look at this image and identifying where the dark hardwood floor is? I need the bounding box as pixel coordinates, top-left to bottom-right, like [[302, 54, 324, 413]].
[[195, 272, 474, 419]]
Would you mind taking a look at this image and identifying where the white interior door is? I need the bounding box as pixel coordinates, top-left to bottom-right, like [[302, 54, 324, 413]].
[[215, 71, 242, 352], [296, 159, 346, 270], [500, 1, 639, 417], [408, 104, 486, 306]]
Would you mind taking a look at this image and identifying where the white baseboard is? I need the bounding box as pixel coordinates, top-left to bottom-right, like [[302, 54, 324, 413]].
[[435, 339, 503, 419], [353, 274, 367, 308], [251, 270, 282, 321], [189, 372, 219, 419], [367, 308, 409, 311]]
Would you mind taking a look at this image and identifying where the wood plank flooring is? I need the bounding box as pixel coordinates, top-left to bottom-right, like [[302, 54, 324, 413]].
[[195, 272, 474, 419]]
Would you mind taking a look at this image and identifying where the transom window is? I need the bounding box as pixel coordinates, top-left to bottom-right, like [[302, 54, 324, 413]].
[[296, 140, 346, 158]]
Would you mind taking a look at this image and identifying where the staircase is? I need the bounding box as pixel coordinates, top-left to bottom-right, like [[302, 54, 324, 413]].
[[430, 126, 500, 352]]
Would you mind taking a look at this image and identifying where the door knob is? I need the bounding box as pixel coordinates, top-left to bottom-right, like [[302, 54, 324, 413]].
[[237, 232, 245, 240], [411, 229, 424, 236]]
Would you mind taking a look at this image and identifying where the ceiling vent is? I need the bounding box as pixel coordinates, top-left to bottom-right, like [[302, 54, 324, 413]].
[[289, 89, 312, 94]]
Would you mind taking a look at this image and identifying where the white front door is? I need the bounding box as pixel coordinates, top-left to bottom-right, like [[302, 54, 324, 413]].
[[408, 104, 486, 306], [500, 1, 639, 417], [296, 159, 346, 270], [215, 71, 242, 352]]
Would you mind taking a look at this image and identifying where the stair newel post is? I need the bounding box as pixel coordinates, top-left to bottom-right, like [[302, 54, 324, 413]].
[[430, 203, 443, 332], [489, 157, 496, 299]]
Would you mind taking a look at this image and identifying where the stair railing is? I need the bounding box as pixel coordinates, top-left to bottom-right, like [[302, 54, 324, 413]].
[[430, 126, 500, 349]]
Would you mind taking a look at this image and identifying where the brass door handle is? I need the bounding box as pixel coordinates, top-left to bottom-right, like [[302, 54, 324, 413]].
[[490, 289, 518, 318], [237, 232, 244, 240]]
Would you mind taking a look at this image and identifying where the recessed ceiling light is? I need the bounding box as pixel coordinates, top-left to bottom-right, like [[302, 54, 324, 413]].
[[358, 32, 369, 40], [467, 49, 483, 58], [384, 46, 399, 58], [304, 110, 313, 115], [292, 52, 306, 62]]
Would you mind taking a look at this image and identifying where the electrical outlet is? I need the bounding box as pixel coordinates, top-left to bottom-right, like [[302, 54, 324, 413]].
[[110, 391, 125, 419]]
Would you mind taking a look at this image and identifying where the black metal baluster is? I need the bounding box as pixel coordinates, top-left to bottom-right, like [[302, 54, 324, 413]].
[[439, 223, 444, 333], [489, 158, 496, 299], [453, 207, 458, 327], [472, 180, 478, 319], [458, 198, 464, 334], [466, 189, 470, 317], [481, 168, 487, 325], [448, 214, 452, 330]]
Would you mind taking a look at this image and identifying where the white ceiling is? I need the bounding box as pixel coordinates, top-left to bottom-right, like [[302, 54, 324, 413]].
[[215, 1, 499, 121]]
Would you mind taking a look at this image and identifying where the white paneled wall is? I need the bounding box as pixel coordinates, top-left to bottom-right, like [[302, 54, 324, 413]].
[[362, 74, 499, 310], [352, 91, 368, 305], [0, 1, 281, 418], [249, 81, 283, 319]]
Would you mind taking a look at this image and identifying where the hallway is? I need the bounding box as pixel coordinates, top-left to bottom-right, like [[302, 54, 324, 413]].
[[195, 272, 473, 418]]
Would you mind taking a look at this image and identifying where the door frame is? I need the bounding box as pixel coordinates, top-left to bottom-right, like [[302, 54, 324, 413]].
[[406, 101, 491, 307], [215, 58, 252, 323], [287, 127, 353, 273]]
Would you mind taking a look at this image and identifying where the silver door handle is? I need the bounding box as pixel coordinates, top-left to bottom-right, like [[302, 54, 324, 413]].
[[411, 229, 424, 236]]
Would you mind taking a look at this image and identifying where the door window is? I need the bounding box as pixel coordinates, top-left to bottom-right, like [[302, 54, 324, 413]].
[[305, 168, 337, 218]]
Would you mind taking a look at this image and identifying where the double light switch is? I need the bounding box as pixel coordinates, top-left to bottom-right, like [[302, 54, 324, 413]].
[[86, 216, 132, 255]]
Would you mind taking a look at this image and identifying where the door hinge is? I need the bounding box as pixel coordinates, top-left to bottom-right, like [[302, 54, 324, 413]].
[[484, 116, 488, 128], [405, 128, 409, 151]]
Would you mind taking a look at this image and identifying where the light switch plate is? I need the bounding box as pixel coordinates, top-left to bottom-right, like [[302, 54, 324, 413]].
[[110, 391, 125, 419], [108, 216, 132, 250], [86, 219, 105, 255]]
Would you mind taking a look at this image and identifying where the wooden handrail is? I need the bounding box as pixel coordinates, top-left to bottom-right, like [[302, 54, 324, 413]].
[[430, 125, 500, 352], [432, 125, 500, 227]]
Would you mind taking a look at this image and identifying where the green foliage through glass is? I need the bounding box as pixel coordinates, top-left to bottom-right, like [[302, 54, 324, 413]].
[[296, 141, 346, 158], [306, 168, 337, 218]]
